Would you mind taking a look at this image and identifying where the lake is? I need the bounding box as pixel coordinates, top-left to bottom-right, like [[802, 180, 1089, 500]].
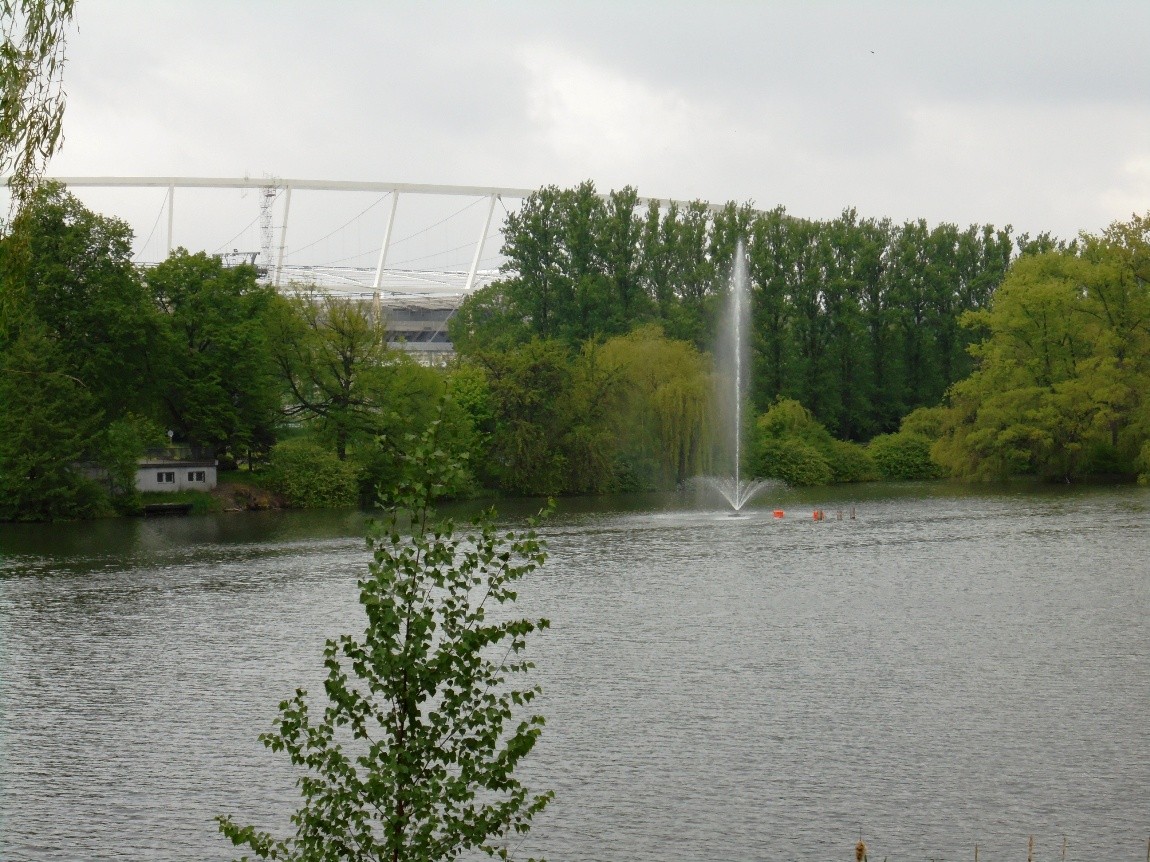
[[1, 482, 1147, 861]]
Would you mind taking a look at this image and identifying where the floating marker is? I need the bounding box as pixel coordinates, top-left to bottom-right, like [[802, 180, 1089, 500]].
[[773, 509, 784, 519]]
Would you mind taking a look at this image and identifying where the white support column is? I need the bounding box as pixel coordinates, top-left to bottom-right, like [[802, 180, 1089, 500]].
[[464, 194, 498, 293], [274, 185, 292, 287], [166, 184, 175, 256], [372, 192, 400, 290]]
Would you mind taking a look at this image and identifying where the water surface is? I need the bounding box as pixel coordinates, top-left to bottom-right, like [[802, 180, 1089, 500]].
[[1, 484, 1147, 860]]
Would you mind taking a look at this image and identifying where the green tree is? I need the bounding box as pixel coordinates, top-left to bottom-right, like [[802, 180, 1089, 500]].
[[563, 341, 626, 494], [218, 433, 553, 862], [268, 437, 360, 509], [0, 322, 100, 519], [90, 413, 163, 512], [497, 184, 570, 342], [0, 183, 157, 519], [652, 200, 720, 346], [868, 431, 943, 481], [599, 186, 653, 331], [271, 289, 401, 461], [478, 339, 575, 495], [818, 210, 869, 439], [2, 181, 157, 417], [751, 397, 873, 485], [933, 214, 1150, 480], [148, 249, 281, 463], [746, 206, 795, 409], [270, 288, 470, 501], [448, 281, 529, 355]]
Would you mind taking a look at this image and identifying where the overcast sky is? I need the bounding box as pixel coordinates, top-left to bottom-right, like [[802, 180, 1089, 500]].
[[45, 0, 1150, 250]]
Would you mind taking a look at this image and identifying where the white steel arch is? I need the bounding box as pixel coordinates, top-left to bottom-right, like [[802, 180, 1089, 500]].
[[9, 176, 741, 300], [40, 177, 543, 293]]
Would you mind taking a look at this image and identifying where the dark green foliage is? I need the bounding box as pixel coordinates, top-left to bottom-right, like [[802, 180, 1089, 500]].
[[478, 339, 576, 495], [357, 393, 479, 506], [2, 182, 158, 418], [868, 432, 944, 481], [269, 438, 360, 509], [751, 398, 835, 486], [92, 415, 164, 514], [0, 325, 105, 519], [446, 281, 529, 354], [468, 338, 644, 496], [453, 183, 659, 350], [0, 184, 157, 519], [147, 249, 281, 463], [218, 431, 553, 861]]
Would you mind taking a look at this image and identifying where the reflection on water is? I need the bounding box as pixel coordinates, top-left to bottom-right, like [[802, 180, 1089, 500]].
[[1, 484, 1148, 861]]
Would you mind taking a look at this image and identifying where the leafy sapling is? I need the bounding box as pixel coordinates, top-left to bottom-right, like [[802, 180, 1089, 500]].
[[218, 424, 553, 861]]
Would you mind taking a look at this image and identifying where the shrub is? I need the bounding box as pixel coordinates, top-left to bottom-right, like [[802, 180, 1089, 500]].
[[899, 405, 948, 440], [269, 438, 359, 508], [1080, 440, 1129, 477], [757, 397, 833, 446], [755, 437, 834, 486], [868, 431, 944, 481], [824, 438, 877, 483]]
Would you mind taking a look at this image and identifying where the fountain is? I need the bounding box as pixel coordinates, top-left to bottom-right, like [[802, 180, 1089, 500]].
[[702, 238, 775, 512]]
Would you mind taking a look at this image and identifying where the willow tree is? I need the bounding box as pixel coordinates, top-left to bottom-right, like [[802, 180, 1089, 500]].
[[1, 0, 74, 213], [600, 324, 712, 486]]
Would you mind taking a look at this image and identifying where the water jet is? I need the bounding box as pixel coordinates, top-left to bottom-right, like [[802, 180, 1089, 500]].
[[700, 238, 777, 511]]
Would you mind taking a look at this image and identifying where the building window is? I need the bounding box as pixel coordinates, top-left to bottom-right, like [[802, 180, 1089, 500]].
[[157, 471, 175, 484], [187, 470, 206, 483]]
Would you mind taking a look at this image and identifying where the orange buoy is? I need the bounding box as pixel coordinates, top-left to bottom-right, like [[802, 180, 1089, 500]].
[[772, 509, 785, 519], [813, 509, 825, 521]]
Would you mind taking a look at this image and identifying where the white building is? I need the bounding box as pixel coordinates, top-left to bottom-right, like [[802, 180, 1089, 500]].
[[135, 458, 218, 492]]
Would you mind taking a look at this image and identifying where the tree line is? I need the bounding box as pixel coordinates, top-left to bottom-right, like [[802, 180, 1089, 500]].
[[449, 181, 1056, 440], [3, 182, 1145, 521]]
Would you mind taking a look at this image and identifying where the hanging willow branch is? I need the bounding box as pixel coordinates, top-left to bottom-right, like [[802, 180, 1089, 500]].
[[1, 0, 75, 216]]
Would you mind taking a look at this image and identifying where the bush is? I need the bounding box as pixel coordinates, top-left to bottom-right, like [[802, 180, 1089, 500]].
[[868, 431, 944, 481], [757, 397, 833, 445], [899, 405, 947, 440], [269, 438, 360, 508], [755, 437, 834, 486], [1080, 440, 1128, 477], [824, 438, 877, 483]]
